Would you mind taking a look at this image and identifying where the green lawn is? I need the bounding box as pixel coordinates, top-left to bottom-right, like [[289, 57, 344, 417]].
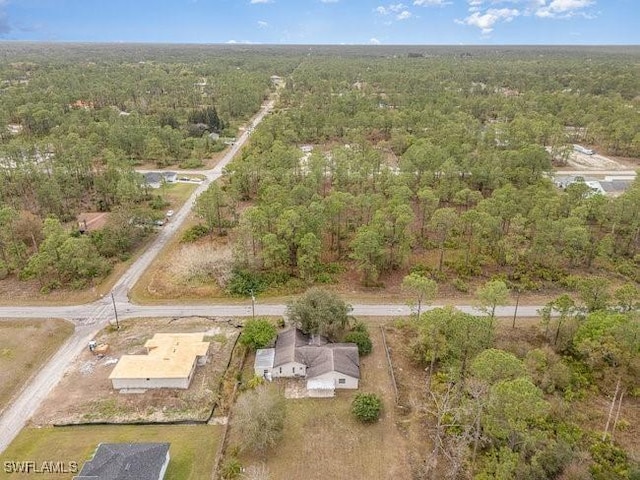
[[164, 182, 199, 206], [0, 425, 222, 480]]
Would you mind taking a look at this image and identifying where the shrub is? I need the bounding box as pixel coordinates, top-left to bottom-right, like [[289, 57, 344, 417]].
[[227, 269, 266, 297], [178, 157, 204, 169], [169, 243, 232, 286], [452, 278, 469, 293], [239, 318, 277, 351], [181, 224, 209, 242], [345, 329, 372, 356], [220, 457, 242, 479], [351, 393, 382, 423], [234, 385, 286, 453]]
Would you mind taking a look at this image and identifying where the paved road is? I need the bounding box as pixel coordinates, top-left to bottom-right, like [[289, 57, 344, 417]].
[[555, 169, 637, 177]]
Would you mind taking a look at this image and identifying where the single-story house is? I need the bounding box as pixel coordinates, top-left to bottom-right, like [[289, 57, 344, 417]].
[[254, 328, 360, 397], [142, 172, 178, 189], [109, 333, 209, 390], [553, 175, 633, 197], [74, 443, 170, 480]]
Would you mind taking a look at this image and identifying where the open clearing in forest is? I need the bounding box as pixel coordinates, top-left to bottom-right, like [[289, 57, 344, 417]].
[[33, 317, 239, 425], [0, 319, 74, 416], [231, 324, 412, 480], [567, 150, 632, 170], [0, 424, 221, 480]]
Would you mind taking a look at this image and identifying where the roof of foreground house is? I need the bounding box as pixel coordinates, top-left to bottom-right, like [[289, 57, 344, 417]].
[[75, 443, 170, 480]]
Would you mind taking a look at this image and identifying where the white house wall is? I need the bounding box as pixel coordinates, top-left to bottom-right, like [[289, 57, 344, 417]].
[[271, 361, 307, 378], [308, 371, 358, 389], [111, 377, 191, 390]]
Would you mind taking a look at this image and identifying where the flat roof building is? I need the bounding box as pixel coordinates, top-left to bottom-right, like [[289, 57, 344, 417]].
[[109, 333, 209, 390]]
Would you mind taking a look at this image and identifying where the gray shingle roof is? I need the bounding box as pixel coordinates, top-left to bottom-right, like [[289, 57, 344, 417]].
[[273, 328, 309, 367], [76, 443, 170, 480], [273, 328, 360, 379], [300, 344, 360, 379]]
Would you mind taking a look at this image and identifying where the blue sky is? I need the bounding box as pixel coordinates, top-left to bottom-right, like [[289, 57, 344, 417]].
[[0, 0, 637, 44]]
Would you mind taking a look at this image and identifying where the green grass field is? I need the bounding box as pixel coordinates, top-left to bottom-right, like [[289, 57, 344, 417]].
[[0, 425, 222, 480]]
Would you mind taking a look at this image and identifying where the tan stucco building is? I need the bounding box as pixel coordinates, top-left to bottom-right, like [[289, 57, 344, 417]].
[[109, 333, 209, 390]]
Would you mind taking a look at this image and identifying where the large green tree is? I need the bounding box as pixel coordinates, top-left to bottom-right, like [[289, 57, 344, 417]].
[[286, 287, 352, 341]]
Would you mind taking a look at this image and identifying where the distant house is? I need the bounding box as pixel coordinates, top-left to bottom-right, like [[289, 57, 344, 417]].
[[142, 172, 178, 189], [75, 443, 170, 480], [554, 175, 605, 195], [254, 328, 360, 397], [270, 75, 284, 87], [109, 333, 209, 390]]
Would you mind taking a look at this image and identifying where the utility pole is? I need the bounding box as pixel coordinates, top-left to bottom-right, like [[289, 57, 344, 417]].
[[111, 292, 120, 330], [250, 289, 256, 319]]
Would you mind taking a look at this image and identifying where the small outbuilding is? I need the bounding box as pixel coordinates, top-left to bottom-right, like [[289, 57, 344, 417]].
[[109, 333, 209, 390]]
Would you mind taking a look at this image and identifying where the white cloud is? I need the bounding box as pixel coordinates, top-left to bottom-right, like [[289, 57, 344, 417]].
[[457, 7, 520, 34], [413, 0, 450, 5], [250, 0, 273, 4], [257, 20, 269, 28], [535, 0, 594, 17], [320, 0, 339, 3], [458, 0, 594, 34], [376, 3, 407, 15], [370, 37, 382, 44], [397, 10, 413, 19]]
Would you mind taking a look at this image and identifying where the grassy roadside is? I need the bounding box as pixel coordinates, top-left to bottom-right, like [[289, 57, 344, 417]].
[[0, 319, 74, 415]]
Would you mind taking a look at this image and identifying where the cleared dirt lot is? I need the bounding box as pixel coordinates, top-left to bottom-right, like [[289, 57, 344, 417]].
[[32, 317, 239, 425], [567, 150, 632, 170], [231, 324, 412, 480], [0, 319, 74, 416]]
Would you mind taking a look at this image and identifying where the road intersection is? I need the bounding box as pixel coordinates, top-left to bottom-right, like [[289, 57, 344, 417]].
[[0, 97, 549, 453]]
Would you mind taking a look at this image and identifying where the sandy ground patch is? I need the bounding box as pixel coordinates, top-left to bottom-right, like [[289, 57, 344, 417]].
[[567, 151, 630, 170], [32, 317, 239, 425]]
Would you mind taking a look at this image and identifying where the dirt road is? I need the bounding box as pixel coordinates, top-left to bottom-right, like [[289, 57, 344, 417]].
[[0, 100, 274, 454]]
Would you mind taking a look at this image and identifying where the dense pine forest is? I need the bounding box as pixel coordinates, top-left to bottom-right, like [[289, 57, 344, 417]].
[[0, 44, 638, 479], [0, 44, 298, 288], [220, 46, 640, 297]]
